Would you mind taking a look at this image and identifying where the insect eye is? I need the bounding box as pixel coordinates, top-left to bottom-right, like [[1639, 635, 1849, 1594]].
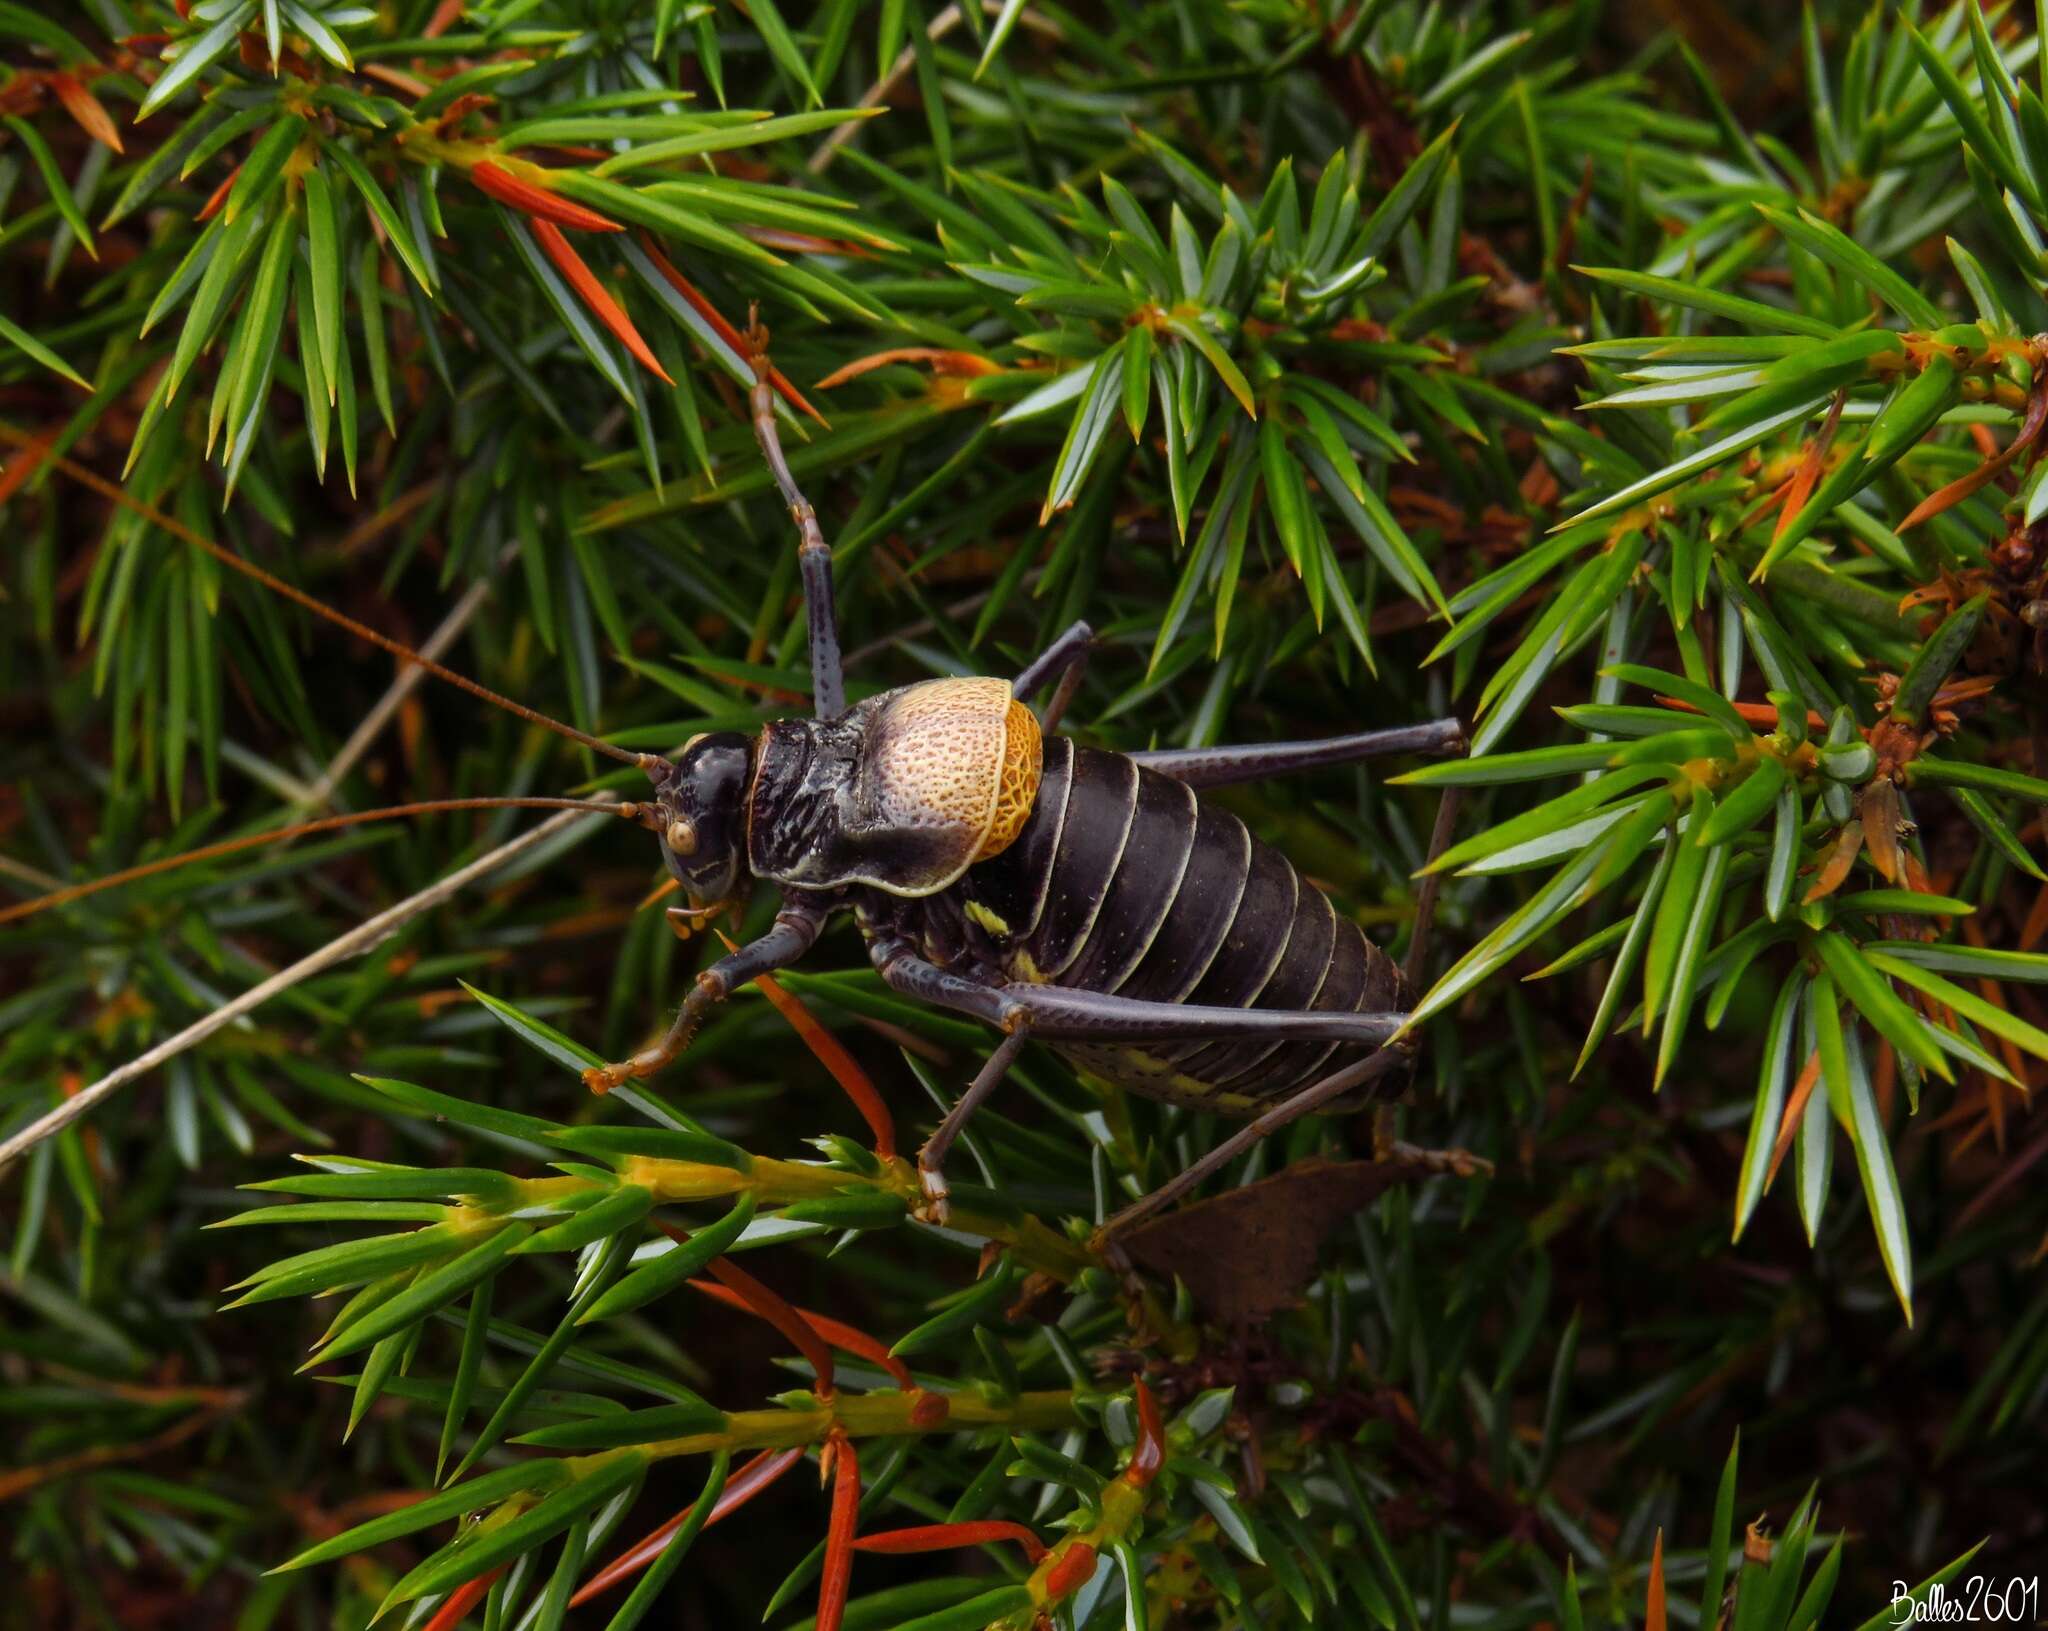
[[666, 818, 698, 856]]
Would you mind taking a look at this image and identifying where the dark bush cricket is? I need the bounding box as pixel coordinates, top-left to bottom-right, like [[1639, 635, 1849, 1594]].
[[596, 329, 1468, 1232], [4, 329, 1465, 1238]]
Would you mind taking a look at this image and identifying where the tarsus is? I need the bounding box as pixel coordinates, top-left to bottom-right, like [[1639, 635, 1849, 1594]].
[[0, 798, 648, 926]]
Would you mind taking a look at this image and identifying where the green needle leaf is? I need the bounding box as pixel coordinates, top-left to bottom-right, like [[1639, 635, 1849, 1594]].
[[384, 1451, 648, 1606], [136, 3, 258, 118], [577, 1191, 757, 1324], [269, 1460, 571, 1573], [0, 311, 88, 387], [305, 1223, 531, 1366]]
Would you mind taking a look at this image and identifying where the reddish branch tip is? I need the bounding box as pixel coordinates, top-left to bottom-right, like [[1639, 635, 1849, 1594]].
[[469, 160, 622, 233], [1042, 1542, 1100, 1598]]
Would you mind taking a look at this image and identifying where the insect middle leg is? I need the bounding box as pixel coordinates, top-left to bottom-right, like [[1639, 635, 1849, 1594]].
[[1012, 620, 1093, 733], [746, 318, 845, 721], [583, 900, 830, 1091], [914, 1025, 1033, 1220]]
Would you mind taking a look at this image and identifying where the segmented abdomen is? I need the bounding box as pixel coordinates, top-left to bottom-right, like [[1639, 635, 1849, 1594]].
[[957, 740, 1406, 1114]]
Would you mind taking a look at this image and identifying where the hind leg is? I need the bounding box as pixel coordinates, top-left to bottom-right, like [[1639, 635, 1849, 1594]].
[[1095, 763, 1465, 1255], [1129, 718, 1464, 786], [1094, 1045, 1411, 1259], [870, 939, 1409, 1216], [871, 945, 1404, 1045]]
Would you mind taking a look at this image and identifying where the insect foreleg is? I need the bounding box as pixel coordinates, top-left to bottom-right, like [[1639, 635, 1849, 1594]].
[[1011, 619, 1093, 733], [584, 900, 830, 1091], [746, 316, 844, 721], [1129, 717, 1466, 788]]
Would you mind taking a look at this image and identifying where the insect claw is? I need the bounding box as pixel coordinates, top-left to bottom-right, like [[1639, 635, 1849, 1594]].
[[581, 1060, 636, 1094], [664, 903, 726, 941], [581, 1028, 694, 1093], [912, 1166, 952, 1228]]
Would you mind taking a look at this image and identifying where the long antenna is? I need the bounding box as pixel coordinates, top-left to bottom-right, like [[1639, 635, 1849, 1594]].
[[0, 427, 660, 773], [0, 797, 650, 926]]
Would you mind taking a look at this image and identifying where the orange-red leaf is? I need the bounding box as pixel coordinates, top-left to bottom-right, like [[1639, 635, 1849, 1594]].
[[1771, 392, 1844, 546], [1124, 1379, 1164, 1489], [1765, 1048, 1824, 1191], [360, 62, 432, 98], [724, 927, 893, 1156], [688, 1276, 914, 1389], [421, 1565, 506, 1631], [854, 1521, 1048, 1562], [1647, 1528, 1667, 1631], [571, 1447, 804, 1607], [1899, 381, 2048, 533], [1663, 695, 1828, 734], [51, 74, 122, 153], [635, 235, 824, 424], [815, 347, 1004, 390], [529, 217, 672, 383], [2022, 878, 2048, 954], [1860, 780, 1903, 885], [0, 428, 55, 508], [195, 164, 238, 222], [470, 159, 622, 233], [816, 1436, 861, 1631], [1802, 817, 1865, 905], [638, 874, 683, 913], [701, 1252, 836, 1394]]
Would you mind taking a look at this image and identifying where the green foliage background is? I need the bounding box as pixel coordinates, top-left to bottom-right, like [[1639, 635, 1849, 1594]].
[[2, 0, 2045, 1626]]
